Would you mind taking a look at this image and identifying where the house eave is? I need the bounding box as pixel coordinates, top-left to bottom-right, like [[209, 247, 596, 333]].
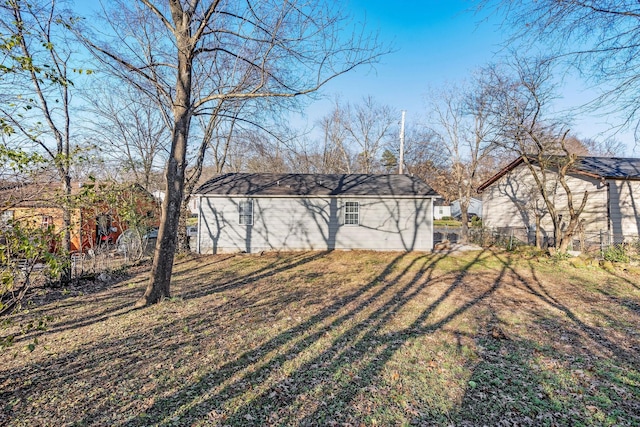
[[476, 155, 640, 194], [477, 156, 525, 194]]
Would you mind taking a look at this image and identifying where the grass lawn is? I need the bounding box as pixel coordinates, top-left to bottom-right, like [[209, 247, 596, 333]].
[[433, 219, 462, 227], [2, 249, 640, 426]]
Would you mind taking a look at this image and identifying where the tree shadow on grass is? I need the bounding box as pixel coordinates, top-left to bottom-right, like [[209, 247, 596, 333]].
[[10, 252, 326, 348], [516, 255, 640, 371], [174, 251, 332, 301], [450, 252, 640, 426], [2, 250, 417, 426], [113, 251, 421, 425], [605, 268, 640, 291], [452, 325, 559, 426], [11, 249, 633, 426], [6, 274, 146, 346], [112, 248, 502, 426]]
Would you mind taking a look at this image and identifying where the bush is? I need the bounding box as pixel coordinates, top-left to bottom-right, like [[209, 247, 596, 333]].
[[602, 244, 630, 263], [1, 221, 67, 316]]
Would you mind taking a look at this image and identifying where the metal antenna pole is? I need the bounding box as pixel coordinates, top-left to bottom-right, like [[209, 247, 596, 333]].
[[399, 110, 406, 174]]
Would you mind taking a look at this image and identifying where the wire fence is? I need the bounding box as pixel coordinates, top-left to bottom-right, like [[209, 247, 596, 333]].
[[1, 237, 158, 317], [436, 224, 640, 260], [70, 249, 128, 279], [70, 236, 157, 279]]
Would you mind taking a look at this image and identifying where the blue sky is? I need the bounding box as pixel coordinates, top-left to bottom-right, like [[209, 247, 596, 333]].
[[74, 0, 636, 154], [304, 1, 502, 120], [304, 0, 637, 154]]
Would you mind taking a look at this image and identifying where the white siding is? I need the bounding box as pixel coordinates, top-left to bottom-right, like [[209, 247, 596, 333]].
[[609, 179, 640, 236], [433, 205, 451, 220], [481, 165, 609, 235], [197, 196, 433, 253]]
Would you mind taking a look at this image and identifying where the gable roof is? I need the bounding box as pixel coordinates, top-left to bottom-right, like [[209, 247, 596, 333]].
[[1, 180, 155, 210], [195, 173, 439, 198], [574, 156, 640, 178], [1, 180, 76, 209], [477, 155, 640, 193]]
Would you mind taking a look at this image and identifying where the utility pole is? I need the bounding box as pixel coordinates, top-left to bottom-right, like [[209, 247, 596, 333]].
[[399, 110, 406, 174]]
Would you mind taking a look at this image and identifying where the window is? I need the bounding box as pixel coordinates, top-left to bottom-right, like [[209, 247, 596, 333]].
[[344, 201, 359, 225], [1, 210, 14, 226], [41, 215, 54, 228], [238, 200, 253, 225]]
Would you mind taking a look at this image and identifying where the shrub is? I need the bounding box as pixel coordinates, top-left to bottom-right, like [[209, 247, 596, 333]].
[[602, 244, 630, 263]]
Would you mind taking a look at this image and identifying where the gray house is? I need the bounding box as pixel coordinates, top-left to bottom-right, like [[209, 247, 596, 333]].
[[478, 156, 640, 242], [451, 198, 482, 220], [194, 173, 439, 254]]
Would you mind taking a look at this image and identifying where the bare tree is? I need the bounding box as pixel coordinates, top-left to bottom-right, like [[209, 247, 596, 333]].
[[79, 0, 387, 306], [317, 96, 396, 174], [484, 0, 640, 139], [0, 0, 85, 281], [315, 98, 357, 173], [87, 86, 169, 191], [581, 137, 626, 157], [402, 126, 447, 187], [425, 81, 498, 243], [482, 58, 590, 252], [343, 96, 396, 173]]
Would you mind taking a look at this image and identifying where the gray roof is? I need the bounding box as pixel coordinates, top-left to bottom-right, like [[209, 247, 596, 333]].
[[478, 155, 640, 192], [195, 173, 439, 197], [573, 157, 640, 179]]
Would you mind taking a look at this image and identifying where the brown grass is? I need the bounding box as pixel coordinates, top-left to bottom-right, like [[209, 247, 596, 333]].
[[1, 249, 639, 426]]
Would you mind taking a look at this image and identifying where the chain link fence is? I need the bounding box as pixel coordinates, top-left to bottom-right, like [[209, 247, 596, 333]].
[[435, 225, 535, 250], [465, 226, 640, 260], [435, 224, 640, 260]]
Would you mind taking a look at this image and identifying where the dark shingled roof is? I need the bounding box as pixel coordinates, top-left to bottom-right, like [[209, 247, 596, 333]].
[[195, 173, 439, 197], [478, 156, 640, 192], [572, 157, 640, 179]]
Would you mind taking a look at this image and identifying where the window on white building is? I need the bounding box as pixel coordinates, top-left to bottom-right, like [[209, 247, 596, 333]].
[[1, 210, 14, 226], [344, 201, 359, 225], [238, 200, 253, 225], [41, 215, 54, 228]]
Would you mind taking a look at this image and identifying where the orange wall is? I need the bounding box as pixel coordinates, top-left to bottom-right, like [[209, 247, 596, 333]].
[[7, 188, 160, 253]]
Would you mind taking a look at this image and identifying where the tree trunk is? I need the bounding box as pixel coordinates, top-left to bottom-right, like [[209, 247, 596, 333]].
[[136, 124, 188, 306], [136, 28, 192, 307], [177, 199, 191, 252], [460, 208, 469, 244], [535, 214, 541, 249], [459, 195, 470, 244], [558, 233, 572, 253], [61, 175, 72, 283], [557, 214, 582, 253]]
